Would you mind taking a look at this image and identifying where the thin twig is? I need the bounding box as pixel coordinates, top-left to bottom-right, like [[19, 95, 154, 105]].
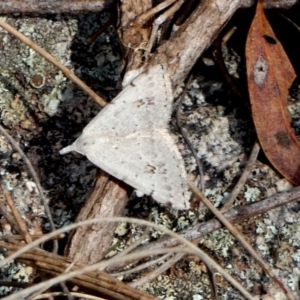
[[188, 181, 296, 300], [0, 194, 21, 235], [87, 16, 115, 45], [0, 125, 58, 254], [214, 26, 244, 100], [0, 281, 32, 289], [176, 75, 205, 205], [107, 219, 151, 268], [2, 242, 157, 300], [0, 0, 114, 14], [145, 0, 185, 53], [0, 19, 107, 107], [0, 233, 64, 241], [32, 291, 108, 300], [175, 76, 218, 299], [130, 252, 184, 288], [221, 140, 260, 212], [106, 185, 300, 272], [134, 0, 178, 26], [111, 253, 172, 277], [1, 183, 32, 244]]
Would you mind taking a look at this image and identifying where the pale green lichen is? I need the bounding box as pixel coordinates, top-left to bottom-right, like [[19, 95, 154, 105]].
[[201, 229, 235, 258], [244, 184, 261, 202]]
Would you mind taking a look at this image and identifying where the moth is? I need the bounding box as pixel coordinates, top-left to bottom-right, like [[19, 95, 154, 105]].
[[60, 64, 190, 210]]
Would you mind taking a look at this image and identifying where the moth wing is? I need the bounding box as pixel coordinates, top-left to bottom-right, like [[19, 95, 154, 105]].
[[76, 129, 190, 210], [82, 64, 173, 137]]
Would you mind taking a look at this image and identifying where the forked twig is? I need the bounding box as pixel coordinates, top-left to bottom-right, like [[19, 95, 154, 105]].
[[0, 19, 107, 107], [134, 0, 178, 26], [145, 0, 184, 52]]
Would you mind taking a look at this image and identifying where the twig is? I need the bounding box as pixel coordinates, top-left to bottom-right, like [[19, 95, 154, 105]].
[[221, 141, 260, 212], [0, 217, 255, 300], [0, 195, 21, 235], [1, 183, 32, 244], [0, 0, 295, 15], [145, 0, 184, 53], [111, 253, 172, 277], [1, 241, 157, 300], [0, 0, 114, 14], [0, 125, 58, 253], [32, 292, 108, 300], [175, 75, 218, 295], [107, 184, 300, 271], [107, 213, 151, 268], [176, 75, 205, 193], [0, 281, 32, 289], [130, 252, 185, 288], [188, 181, 296, 300], [65, 171, 131, 264], [87, 16, 115, 45], [0, 19, 107, 107], [0, 234, 64, 241], [214, 26, 244, 100], [134, 0, 178, 26], [0, 126, 73, 299], [147, 0, 244, 89]]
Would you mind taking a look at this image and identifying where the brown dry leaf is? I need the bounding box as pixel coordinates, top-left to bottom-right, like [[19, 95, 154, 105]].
[[246, 0, 299, 185]]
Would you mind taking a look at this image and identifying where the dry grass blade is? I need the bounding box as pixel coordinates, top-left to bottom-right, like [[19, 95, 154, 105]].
[[130, 252, 185, 288], [32, 292, 108, 300], [111, 253, 172, 277], [0, 19, 107, 107], [188, 181, 296, 300], [0, 217, 254, 300]]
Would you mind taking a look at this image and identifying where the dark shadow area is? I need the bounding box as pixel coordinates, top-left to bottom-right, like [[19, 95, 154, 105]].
[[41, 12, 120, 218], [9, 12, 123, 225]]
